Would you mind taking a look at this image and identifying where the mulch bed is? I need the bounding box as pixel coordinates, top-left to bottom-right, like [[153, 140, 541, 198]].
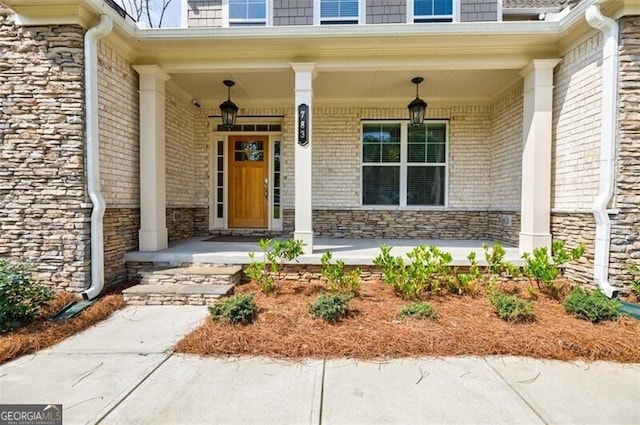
[[0, 287, 126, 365], [176, 279, 640, 363]]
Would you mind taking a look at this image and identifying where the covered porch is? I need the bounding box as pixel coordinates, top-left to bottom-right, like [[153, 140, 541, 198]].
[[126, 24, 563, 260]]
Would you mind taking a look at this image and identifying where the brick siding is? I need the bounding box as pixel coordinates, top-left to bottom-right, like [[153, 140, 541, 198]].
[[552, 32, 602, 211], [98, 41, 139, 207]]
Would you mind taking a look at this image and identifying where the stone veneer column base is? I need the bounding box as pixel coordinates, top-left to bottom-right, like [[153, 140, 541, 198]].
[[283, 209, 520, 243]]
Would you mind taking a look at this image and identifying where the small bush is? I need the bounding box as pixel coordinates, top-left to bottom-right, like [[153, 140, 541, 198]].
[[629, 265, 640, 297], [0, 259, 54, 333], [320, 252, 361, 295], [563, 287, 622, 323], [373, 244, 453, 300], [245, 238, 305, 295], [398, 302, 437, 320], [490, 292, 535, 323], [522, 240, 585, 299], [209, 293, 257, 325], [309, 293, 352, 323]]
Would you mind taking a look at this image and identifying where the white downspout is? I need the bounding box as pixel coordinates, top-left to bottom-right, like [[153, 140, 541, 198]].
[[81, 15, 113, 300], [585, 4, 620, 298]]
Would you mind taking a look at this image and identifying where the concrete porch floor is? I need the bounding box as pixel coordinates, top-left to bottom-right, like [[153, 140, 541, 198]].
[[124, 236, 522, 266]]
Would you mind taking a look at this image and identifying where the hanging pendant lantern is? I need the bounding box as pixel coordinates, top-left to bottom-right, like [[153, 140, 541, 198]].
[[220, 80, 239, 130], [408, 77, 427, 127]]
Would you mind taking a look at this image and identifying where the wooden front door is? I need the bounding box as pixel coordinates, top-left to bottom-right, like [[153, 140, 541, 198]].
[[228, 136, 269, 228]]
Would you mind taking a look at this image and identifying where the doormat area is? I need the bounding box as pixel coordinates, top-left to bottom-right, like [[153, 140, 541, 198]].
[[203, 236, 265, 243]]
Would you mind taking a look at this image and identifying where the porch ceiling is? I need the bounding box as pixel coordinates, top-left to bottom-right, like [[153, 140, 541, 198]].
[[169, 68, 522, 108]]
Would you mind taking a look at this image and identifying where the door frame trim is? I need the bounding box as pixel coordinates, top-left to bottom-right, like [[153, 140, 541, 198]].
[[209, 131, 283, 231]]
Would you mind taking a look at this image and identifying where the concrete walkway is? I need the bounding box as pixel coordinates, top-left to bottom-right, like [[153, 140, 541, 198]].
[[1, 306, 639, 425]]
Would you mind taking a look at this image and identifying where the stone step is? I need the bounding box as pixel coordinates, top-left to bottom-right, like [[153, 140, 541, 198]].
[[123, 284, 235, 306], [140, 265, 243, 286]]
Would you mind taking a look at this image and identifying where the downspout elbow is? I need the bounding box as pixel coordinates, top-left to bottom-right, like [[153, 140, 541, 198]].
[[585, 5, 620, 298], [81, 15, 113, 301]]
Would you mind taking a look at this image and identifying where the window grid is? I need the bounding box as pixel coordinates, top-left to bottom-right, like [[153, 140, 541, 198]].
[[320, 0, 359, 22], [361, 121, 448, 207], [413, 0, 453, 21], [216, 140, 225, 219], [273, 140, 281, 219], [229, 0, 267, 25]]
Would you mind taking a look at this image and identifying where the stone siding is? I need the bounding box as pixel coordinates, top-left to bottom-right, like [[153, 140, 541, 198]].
[[0, 7, 90, 291], [550, 213, 595, 285], [283, 209, 519, 242], [366, 0, 406, 24], [612, 16, 640, 287], [187, 0, 223, 27], [274, 0, 313, 25], [166, 207, 196, 241], [460, 0, 498, 22], [98, 41, 139, 206], [487, 211, 521, 246], [104, 208, 139, 286], [552, 32, 602, 211]]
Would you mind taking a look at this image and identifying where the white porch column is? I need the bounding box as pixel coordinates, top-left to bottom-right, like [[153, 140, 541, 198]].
[[133, 65, 170, 251], [291, 63, 316, 254], [519, 59, 561, 254]]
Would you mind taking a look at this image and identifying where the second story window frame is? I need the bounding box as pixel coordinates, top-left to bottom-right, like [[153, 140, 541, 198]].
[[407, 0, 458, 23], [223, 0, 273, 27], [313, 0, 366, 25]]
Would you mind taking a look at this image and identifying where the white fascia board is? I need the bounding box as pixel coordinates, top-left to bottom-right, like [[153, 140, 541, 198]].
[[133, 20, 561, 41]]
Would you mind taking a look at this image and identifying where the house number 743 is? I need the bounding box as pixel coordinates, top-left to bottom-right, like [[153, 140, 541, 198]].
[[298, 103, 309, 146]]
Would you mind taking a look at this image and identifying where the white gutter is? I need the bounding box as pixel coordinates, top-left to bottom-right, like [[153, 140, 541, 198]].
[[585, 4, 620, 298], [81, 15, 113, 301]]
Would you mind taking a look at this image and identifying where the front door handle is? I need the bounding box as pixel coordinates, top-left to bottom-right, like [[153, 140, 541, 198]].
[[264, 178, 268, 199]]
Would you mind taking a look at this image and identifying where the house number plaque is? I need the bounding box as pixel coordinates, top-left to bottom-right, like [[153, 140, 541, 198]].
[[298, 103, 309, 146]]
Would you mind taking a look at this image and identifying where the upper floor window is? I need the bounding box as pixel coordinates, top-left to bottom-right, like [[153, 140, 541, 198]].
[[413, 0, 453, 22], [229, 0, 267, 26], [320, 0, 359, 24]]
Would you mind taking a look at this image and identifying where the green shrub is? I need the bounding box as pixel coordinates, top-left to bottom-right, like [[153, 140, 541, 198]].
[[563, 286, 622, 323], [450, 252, 482, 296], [490, 292, 535, 323], [309, 293, 352, 323], [629, 265, 640, 297], [373, 244, 453, 300], [320, 251, 361, 295], [398, 302, 437, 320], [209, 293, 257, 325], [245, 238, 305, 295], [0, 259, 54, 333], [522, 240, 585, 298]]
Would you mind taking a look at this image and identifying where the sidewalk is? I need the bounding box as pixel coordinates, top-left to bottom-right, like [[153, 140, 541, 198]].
[[1, 306, 639, 425]]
